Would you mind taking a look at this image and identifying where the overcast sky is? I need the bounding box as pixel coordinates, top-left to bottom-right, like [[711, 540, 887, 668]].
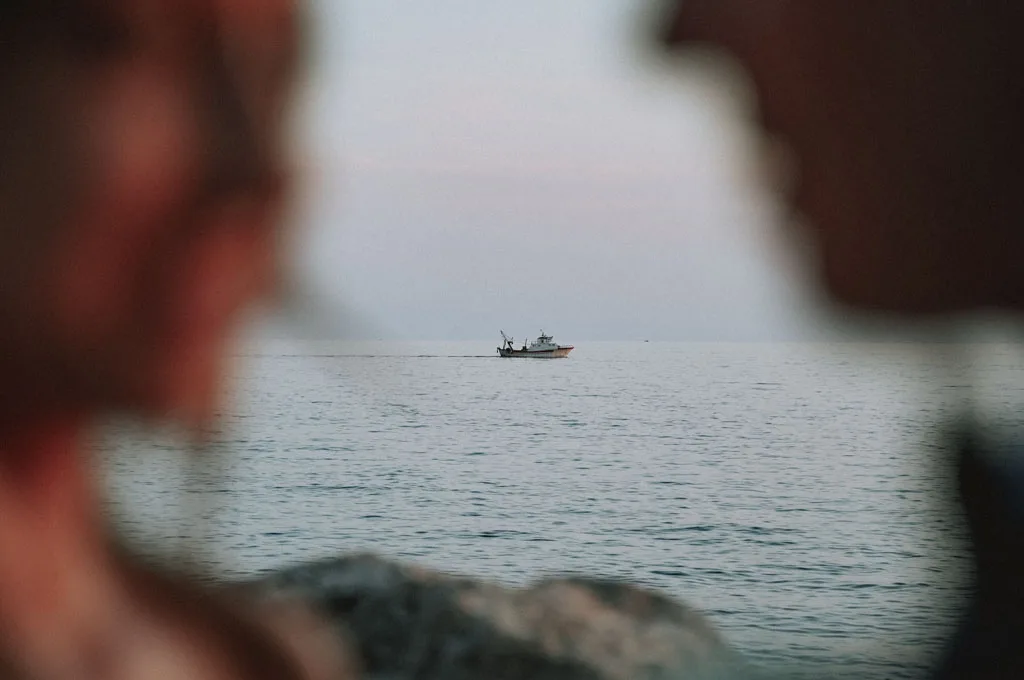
[[280, 0, 823, 342]]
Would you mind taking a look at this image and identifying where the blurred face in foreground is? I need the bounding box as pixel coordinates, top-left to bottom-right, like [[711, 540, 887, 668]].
[[660, 2, 1024, 314], [0, 3, 325, 678], [0, 0, 300, 424]]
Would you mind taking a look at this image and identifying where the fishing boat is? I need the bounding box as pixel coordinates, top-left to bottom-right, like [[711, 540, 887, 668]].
[[497, 331, 574, 358]]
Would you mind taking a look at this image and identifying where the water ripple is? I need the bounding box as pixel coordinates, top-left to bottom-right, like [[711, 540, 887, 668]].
[[101, 341, 991, 679]]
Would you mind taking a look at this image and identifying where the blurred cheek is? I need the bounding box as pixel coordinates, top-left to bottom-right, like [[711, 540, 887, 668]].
[[153, 203, 278, 422], [48, 61, 280, 416], [161, 199, 279, 363], [52, 63, 196, 348], [144, 196, 285, 417]]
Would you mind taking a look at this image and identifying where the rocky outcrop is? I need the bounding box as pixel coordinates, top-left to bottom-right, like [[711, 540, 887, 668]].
[[244, 554, 750, 680]]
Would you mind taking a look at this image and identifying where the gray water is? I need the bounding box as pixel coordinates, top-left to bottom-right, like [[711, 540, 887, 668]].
[[102, 341, 1024, 678]]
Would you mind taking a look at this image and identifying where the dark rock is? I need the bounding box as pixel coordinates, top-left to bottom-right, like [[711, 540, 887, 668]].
[[243, 554, 751, 680]]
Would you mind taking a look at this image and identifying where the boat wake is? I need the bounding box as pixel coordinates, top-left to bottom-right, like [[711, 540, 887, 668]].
[[237, 354, 501, 359]]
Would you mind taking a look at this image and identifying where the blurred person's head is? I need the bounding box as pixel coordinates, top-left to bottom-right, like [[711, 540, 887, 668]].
[[0, 0, 301, 425], [659, 2, 1024, 315]]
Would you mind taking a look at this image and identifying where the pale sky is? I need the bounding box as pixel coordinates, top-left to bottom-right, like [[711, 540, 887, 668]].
[[281, 0, 823, 341]]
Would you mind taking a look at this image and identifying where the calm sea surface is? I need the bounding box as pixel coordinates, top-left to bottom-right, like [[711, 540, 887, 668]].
[[100, 341, 1024, 678]]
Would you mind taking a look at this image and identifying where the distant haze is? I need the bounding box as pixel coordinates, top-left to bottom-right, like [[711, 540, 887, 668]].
[[281, 0, 822, 342]]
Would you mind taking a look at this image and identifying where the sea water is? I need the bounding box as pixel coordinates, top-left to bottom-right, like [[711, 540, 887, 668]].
[[103, 341, 1024, 678]]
